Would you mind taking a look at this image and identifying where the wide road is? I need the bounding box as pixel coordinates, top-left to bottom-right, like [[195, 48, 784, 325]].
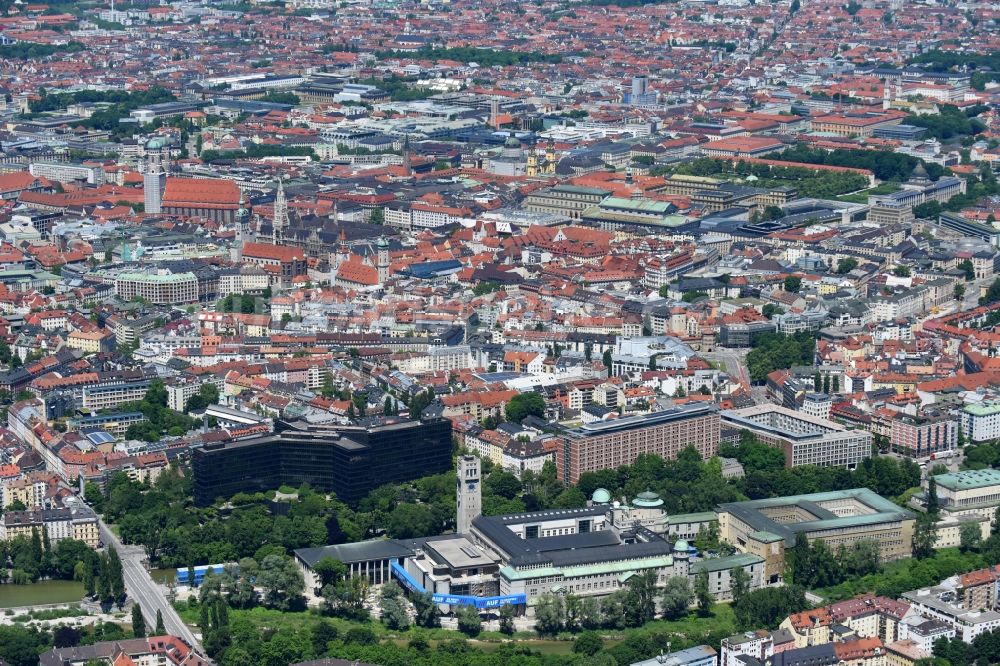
[[702, 348, 751, 390], [97, 519, 202, 649]]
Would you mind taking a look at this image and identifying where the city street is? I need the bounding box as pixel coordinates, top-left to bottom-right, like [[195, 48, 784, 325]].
[[97, 519, 201, 649], [701, 348, 756, 396]]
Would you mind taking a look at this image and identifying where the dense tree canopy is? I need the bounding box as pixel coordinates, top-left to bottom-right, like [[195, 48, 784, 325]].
[[745, 331, 816, 383], [504, 391, 546, 423], [905, 104, 986, 141], [773, 145, 941, 182]]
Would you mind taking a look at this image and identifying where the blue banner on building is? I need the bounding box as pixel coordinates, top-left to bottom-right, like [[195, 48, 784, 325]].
[[390, 562, 525, 608], [390, 561, 421, 592], [175, 564, 228, 585]]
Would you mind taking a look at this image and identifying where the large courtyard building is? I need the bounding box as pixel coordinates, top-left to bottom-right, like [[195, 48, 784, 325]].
[[718, 489, 916, 585], [191, 417, 453, 505], [556, 403, 720, 483], [721, 404, 871, 469]]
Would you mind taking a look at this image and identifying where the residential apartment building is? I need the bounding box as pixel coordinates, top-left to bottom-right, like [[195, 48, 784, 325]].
[[66, 329, 115, 354], [1, 504, 100, 548], [440, 389, 519, 422], [39, 636, 210, 666], [0, 471, 56, 509], [721, 631, 774, 666], [779, 596, 911, 649], [889, 412, 957, 459], [218, 266, 270, 296], [903, 583, 1000, 643], [394, 345, 474, 373], [962, 402, 1000, 443]]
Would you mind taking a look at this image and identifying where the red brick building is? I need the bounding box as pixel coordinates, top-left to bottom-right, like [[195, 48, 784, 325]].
[[161, 177, 241, 223]]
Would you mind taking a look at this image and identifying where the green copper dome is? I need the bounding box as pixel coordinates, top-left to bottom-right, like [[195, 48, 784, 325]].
[[591, 488, 611, 504], [632, 490, 663, 508], [146, 137, 167, 150], [673, 539, 689, 553]]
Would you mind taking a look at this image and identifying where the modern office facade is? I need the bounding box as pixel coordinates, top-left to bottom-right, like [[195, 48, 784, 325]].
[[114, 271, 200, 305], [721, 404, 871, 469], [192, 417, 453, 505], [556, 403, 720, 483], [29, 161, 105, 185]]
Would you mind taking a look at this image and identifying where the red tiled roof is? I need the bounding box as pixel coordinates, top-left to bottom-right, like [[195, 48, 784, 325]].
[[242, 242, 305, 262], [162, 177, 241, 207], [336, 259, 378, 286]]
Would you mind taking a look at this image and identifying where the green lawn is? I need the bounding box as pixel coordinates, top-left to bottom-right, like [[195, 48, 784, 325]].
[[894, 486, 921, 507], [837, 183, 901, 204], [630, 602, 737, 639]]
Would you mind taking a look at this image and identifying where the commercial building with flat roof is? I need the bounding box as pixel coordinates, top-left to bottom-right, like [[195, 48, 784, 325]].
[[295, 539, 415, 589], [556, 402, 720, 484], [718, 489, 916, 585], [29, 161, 104, 186], [581, 196, 696, 234], [461, 488, 764, 606], [191, 417, 453, 505], [930, 469, 1000, 519], [721, 404, 871, 469], [937, 213, 1000, 248], [631, 645, 718, 666], [114, 271, 199, 305]]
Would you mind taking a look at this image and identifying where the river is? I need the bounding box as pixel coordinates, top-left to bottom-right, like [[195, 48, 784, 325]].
[[0, 580, 85, 608], [149, 568, 177, 587]]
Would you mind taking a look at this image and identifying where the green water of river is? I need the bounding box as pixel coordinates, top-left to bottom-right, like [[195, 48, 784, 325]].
[[0, 580, 85, 608]]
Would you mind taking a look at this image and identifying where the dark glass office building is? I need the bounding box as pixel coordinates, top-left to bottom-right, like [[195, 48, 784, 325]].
[[192, 417, 453, 506]]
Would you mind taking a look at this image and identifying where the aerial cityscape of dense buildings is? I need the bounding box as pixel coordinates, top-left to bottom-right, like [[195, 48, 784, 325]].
[[0, 0, 999, 664]]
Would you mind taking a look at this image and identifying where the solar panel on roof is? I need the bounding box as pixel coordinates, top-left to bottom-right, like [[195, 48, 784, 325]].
[[84, 431, 115, 445]]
